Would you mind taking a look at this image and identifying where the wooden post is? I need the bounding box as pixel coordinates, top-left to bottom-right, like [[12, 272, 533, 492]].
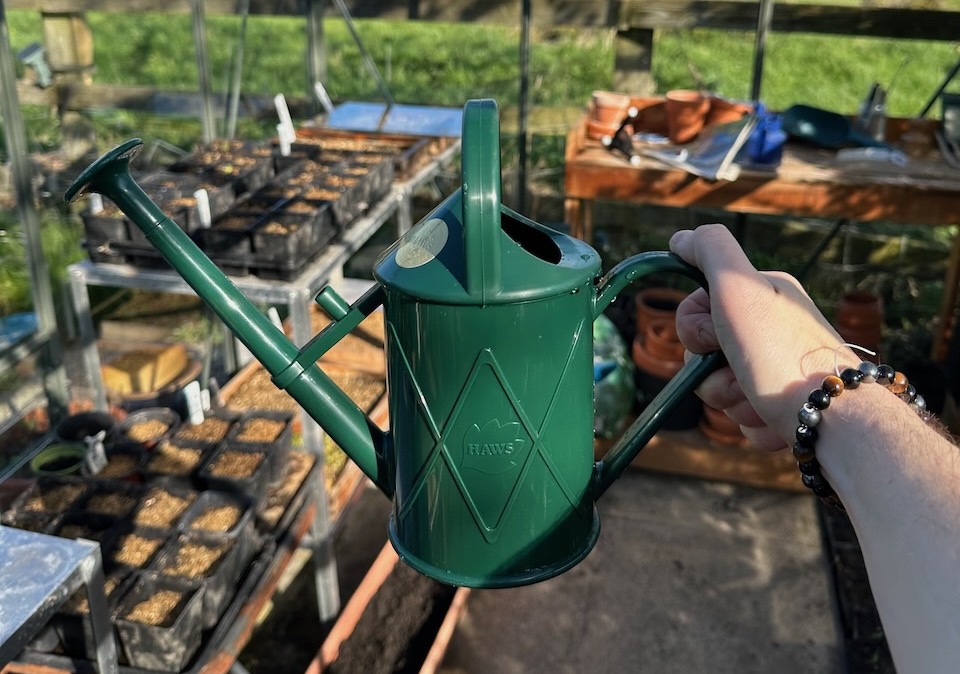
[[41, 11, 95, 160], [613, 27, 655, 95]]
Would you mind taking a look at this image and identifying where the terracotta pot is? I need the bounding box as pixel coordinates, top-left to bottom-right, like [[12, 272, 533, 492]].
[[644, 319, 685, 362], [586, 118, 622, 141], [631, 334, 702, 430], [834, 290, 884, 356], [706, 97, 753, 127], [591, 90, 631, 124], [665, 90, 709, 144], [635, 287, 689, 336]]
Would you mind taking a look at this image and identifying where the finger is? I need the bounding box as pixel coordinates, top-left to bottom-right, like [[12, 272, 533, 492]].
[[723, 397, 767, 428], [669, 225, 760, 288], [693, 366, 746, 410], [675, 289, 719, 353], [740, 425, 788, 452]]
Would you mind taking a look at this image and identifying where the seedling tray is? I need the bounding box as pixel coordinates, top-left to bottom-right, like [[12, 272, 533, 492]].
[[72, 481, 145, 519], [54, 565, 137, 660], [197, 445, 272, 508], [115, 572, 205, 672], [178, 489, 255, 540], [130, 484, 198, 531], [170, 411, 239, 451], [142, 440, 211, 488], [224, 410, 295, 482], [109, 525, 171, 571], [7, 476, 89, 518], [152, 529, 256, 628], [119, 406, 182, 449]]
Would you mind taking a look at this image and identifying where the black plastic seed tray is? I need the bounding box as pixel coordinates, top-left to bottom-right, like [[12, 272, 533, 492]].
[[0, 507, 61, 534], [152, 528, 256, 628], [169, 411, 240, 452], [252, 208, 335, 263], [197, 444, 272, 508], [130, 483, 198, 531], [225, 409, 295, 482], [6, 476, 90, 519], [170, 140, 275, 199], [72, 481, 145, 520], [53, 564, 137, 661], [142, 439, 212, 489], [299, 171, 370, 231], [108, 524, 172, 571], [342, 153, 395, 207], [115, 571, 205, 672], [178, 489, 255, 539]]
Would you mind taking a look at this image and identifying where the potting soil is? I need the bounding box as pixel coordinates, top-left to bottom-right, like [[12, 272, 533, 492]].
[[325, 562, 456, 674]]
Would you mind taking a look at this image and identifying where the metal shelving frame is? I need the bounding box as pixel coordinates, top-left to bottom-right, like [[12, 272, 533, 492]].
[[64, 139, 460, 624]]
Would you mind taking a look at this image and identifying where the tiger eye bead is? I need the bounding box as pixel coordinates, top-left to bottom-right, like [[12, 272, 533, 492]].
[[821, 375, 844, 397], [839, 368, 863, 389], [808, 389, 831, 410], [858, 361, 879, 384], [889, 371, 909, 394], [876, 364, 895, 385]]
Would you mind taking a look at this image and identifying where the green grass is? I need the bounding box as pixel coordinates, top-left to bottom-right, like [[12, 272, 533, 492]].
[[2, 6, 959, 324]]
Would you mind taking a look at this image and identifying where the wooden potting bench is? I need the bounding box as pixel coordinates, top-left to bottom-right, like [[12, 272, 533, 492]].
[[564, 110, 960, 363]]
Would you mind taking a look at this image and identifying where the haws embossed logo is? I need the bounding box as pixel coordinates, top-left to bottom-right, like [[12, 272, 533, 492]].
[[461, 419, 525, 475]]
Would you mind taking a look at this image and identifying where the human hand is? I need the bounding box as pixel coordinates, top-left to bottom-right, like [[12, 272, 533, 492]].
[[669, 224, 857, 449]]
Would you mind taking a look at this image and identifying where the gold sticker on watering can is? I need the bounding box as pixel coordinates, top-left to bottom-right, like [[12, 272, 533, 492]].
[[396, 217, 448, 269]]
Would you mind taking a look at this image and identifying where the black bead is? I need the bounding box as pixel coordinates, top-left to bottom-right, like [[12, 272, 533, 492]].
[[902, 384, 917, 403], [798, 459, 821, 476], [792, 442, 815, 462], [801, 472, 826, 490], [795, 424, 818, 447], [811, 480, 836, 498], [876, 364, 895, 385], [808, 389, 831, 410], [839, 368, 863, 389]]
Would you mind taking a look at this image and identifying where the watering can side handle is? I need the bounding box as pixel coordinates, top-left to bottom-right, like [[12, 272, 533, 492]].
[[591, 250, 722, 496], [593, 251, 706, 317], [594, 351, 724, 496]]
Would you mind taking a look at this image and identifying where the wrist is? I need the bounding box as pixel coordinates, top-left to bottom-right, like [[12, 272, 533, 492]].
[[791, 361, 931, 510]]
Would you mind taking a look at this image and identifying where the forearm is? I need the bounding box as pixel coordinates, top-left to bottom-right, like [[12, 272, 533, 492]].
[[816, 383, 960, 672]]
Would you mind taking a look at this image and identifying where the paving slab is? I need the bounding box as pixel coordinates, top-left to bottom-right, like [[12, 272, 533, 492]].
[[439, 470, 844, 673]]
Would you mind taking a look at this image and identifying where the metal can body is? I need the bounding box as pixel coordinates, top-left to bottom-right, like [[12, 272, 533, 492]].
[[384, 286, 599, 588]]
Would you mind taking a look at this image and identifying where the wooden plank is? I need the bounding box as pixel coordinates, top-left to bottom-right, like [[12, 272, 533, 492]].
[[7, 0, 959, 41], [630, 428, 806, 493], [565, 113, 960, 227]]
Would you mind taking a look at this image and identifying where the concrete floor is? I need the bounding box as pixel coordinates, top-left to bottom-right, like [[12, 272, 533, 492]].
[[438, 470, 844, 674]]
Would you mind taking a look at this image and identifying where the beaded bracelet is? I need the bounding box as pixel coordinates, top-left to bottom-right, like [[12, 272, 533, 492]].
[[793, 358, 931, 509]]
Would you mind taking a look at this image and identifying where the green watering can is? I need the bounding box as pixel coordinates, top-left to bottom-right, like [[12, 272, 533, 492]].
[[66, 99, 721, 588]]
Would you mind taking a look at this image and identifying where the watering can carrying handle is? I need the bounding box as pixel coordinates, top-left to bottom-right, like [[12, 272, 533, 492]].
[[461, 99, 502, 302], [592, 251, 724, 496]]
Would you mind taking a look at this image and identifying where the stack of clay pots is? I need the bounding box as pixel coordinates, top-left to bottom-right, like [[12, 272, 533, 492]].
[[588, 91, 631, 140], [631, 287, 702, 430], [833, 290, 884, 358], [699, 404, 748, 446]]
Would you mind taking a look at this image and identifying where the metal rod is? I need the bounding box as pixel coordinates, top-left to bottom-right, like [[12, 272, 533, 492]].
[[306, 0, 328, 117], [750, 0, 775, 101], [517, 0, 531, 213], [919, 57, 960, 118], [0, 0, 69, 420], [225, 0, 250, 139], [191, 0, 217, 143], [330, 0, 395, 107]]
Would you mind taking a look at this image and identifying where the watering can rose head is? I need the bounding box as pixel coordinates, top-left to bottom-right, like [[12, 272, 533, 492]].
[[65, 99, 720, 588]]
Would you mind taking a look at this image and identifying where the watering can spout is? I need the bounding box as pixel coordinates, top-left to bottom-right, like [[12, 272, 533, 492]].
[[65, 138, 394, 497]]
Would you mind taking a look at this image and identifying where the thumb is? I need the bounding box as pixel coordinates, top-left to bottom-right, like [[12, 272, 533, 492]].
[[669, 224, 760, 288]]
